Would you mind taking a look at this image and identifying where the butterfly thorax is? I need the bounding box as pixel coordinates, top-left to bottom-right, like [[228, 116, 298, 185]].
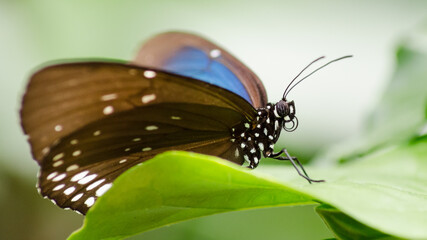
[[232, 103, 285, 168]]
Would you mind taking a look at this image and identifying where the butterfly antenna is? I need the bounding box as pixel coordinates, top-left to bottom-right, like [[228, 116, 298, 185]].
[[282, 56, 325, 100], [283, 55, 353, 100]]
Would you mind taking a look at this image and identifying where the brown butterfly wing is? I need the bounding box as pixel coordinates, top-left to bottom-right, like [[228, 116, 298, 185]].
[[21, 62, 256, 214]]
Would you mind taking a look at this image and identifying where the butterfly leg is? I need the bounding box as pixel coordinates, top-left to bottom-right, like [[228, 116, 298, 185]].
[[268, 149, 296, 159], [270, 148, 325, 184], [270, 149, 308, 178]]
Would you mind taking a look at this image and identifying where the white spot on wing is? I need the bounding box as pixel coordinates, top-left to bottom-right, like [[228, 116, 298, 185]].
[[42, 147, 50, 155], [53, 184, 65, 191], [141, 94, 156, 103], [142, 147, 152, 152], [46, 172, 58, 180], [53, 160, 64, 167], [52, 173, 66, 182], [54, 125, 63, 132], [101, 93, 118, 101], [93, 130, 101, 136], [144, 70, 156, 78], [64, 186, 76, 195], [85, 197, 95, 207], [66, 164, 79, 172], [71, 193, 83, 202], [53, 153, 64, 161], [103, 105, 114, 115], [71, 170, 89, 182], [171, 116, 181, 120], [78, 174, 97, 185], [209, 49, 221, 58], [119, 159, 127, 164], [72, 150, 82, 157], [96, 183, 112, 197], [70, 139, 78, 145], [145, 125, 158, 131], [87, 179, 105, 191]]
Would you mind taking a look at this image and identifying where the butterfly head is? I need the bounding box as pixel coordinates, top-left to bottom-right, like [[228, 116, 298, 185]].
[[275, 99, 298, 132]]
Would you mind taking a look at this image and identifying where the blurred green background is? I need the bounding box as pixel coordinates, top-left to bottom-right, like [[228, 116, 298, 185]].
[[1, 1, 426, 239]]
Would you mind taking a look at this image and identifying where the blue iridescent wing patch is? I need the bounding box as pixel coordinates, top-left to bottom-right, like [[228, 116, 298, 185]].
[[133, 32, 267, 108], [162, 47, 251, 103]]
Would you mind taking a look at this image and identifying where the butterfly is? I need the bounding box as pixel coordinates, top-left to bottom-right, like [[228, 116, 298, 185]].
[[20, 32, 351, 214]]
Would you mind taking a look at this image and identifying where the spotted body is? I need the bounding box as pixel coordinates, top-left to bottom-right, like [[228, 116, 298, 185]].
[[233, 103, 285, 169]]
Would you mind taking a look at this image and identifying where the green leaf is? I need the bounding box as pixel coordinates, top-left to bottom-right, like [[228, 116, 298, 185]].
[[362, 46, 427, 146], [261, 137, 427, 239], [316, 204, 398, 240], [70, 137, 427, 239], [68, 151, 315, 240]]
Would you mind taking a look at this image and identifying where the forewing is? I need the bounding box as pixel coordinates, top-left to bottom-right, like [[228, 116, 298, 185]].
[[133, 32, 268, 108], [21, 62, 255, 214], [21, 62, 255, 162]]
